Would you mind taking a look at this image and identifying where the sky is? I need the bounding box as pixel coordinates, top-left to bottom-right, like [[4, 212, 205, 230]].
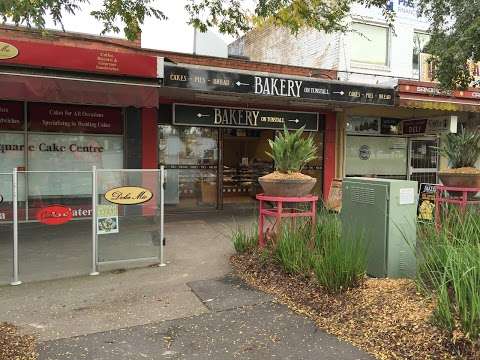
[[41, 0, 238, 54]]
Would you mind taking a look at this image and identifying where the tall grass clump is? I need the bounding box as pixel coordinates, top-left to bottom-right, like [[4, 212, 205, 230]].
[[312, 209, 367, 293], [274, 221, 313, 274], [272, 208, 367, 293], [417, 208, 480, 342], [232, 223, 257, 254]]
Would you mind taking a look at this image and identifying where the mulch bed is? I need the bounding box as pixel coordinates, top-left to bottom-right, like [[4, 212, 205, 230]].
[[231, 251, 479, 360], [0, 323, 37, 360]]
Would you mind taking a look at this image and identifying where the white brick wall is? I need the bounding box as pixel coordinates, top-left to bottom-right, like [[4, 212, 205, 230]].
[[228, 1, 430, 83], [229, 26, 341, 70]]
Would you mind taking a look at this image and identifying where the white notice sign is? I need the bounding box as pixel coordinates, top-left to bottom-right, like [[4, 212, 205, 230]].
[[399, 188, 415, 205], [97, 204, 119, 235]]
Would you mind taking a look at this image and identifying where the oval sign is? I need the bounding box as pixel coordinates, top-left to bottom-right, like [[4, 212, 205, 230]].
[[105, 186, 153, 205], [37, 205, 73, 225], [0, 42, 19, 60]]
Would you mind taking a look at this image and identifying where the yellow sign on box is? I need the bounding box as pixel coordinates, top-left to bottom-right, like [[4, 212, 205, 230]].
[[0, 42, 19, 60], [105, 186, 153, 205]]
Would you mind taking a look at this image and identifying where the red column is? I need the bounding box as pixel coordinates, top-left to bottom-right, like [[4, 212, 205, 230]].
[[323, 112, 337, 201], [141, 107, 158, 169]]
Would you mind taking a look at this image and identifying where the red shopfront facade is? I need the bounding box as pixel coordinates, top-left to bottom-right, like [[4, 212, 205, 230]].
[[0, 35, 160, 221]]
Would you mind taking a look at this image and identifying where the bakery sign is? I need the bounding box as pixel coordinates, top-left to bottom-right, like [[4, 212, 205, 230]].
[[173, 104, 319, 131], [164, 64, 395, 106], [0, 42, 18, 60]]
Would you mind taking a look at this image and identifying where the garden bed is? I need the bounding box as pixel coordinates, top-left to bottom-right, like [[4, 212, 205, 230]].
[[231, 251, 478, 360], [0, 322, 37, 360]]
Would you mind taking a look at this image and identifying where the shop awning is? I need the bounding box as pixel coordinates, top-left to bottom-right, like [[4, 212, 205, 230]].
[[0, 72, 159, 108], [398, 95, 480, 113], [397, 80, 480, 113]]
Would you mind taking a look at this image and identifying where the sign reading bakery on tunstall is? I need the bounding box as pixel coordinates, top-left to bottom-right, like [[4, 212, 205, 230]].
[[173, 104, 319, 131]]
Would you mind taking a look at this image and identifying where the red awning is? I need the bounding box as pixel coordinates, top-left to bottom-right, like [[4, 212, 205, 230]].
[[397, 80, 480, 113], [0, 72, 159, 108]]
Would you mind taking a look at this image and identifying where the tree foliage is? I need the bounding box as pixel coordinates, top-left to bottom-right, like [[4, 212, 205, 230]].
[[1, 0, 479, 90], [418, 0, 480, 89]]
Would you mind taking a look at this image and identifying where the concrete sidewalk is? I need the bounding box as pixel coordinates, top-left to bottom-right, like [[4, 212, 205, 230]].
[[38, 275, 374, 360], [0, 211, 253, 341], [1, 210, 373, 359]]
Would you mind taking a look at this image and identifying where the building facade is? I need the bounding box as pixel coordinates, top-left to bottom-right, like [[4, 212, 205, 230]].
[[228, 1, 431, 84], [1, 25, 480, 285], [228, 3, 480, 187]]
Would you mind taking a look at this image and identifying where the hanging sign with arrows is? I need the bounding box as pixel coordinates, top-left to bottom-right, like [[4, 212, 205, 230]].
[[173, 104, 319, 131], [164, 64, 395, 106]]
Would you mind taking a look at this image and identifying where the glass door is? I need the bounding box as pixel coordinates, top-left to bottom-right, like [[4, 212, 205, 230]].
[[408, 138, 439, 185]]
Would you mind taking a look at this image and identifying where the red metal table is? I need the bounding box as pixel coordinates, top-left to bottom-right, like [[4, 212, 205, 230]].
[[256, 193, 318, 248], [434, 185, 480, 228]]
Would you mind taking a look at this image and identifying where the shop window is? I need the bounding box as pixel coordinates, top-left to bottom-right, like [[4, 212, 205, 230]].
[[380, 118, 402, 135], [158, 125, 218, 209], [26, 103, 124, 198], [346, 116, 380, 134], [412, 32, 430, 79], [345, 136, 408, 179], [0, 101, 26, 204], [350, 23, 389, 67], [27, 133, 123, 196], [0, 133, 25, 202]]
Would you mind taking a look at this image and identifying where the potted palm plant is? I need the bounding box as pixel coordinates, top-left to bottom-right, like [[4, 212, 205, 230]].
[[259, 126, 317, 197], [438, 128, 480, 188]]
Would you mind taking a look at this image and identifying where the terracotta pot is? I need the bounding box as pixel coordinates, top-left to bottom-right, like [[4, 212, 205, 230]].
[[439, 172, 480, 199], [438, 172, 480, 188], [258, 176, 317, 197]]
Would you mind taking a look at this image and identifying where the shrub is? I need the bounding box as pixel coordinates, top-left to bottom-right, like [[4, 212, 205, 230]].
[[312, 210, 367, 293], [266, 126, 317, 173], [438, 128, 480, 168], [232, 223, 257, 254], [417, 209, 480, 341], [274, 222, 313, 274]]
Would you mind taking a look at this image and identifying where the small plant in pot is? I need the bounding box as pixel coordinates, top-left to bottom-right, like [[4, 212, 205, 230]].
[[438, 128, 480, 189], [259, 126, 317, 197]]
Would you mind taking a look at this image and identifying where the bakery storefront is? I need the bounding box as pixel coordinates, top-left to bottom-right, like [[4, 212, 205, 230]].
[[158, 63, 395, 210], [159, 103, 324, 210]]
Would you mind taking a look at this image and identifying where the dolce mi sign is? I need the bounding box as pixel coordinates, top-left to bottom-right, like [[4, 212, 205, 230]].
[[105, 186, 153, 205], [0, 42, 18, 60], [173, 104, 319, 131]]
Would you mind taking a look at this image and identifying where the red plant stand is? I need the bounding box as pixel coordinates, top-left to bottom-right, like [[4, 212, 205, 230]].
[[256, 193, 318, 248], [434, 185, 480, 229]]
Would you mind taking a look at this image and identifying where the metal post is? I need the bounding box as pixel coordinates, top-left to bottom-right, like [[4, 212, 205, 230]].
[[159, 166, 166, 266], [90, 166, 99, 275], [11, 168, 21, 285]]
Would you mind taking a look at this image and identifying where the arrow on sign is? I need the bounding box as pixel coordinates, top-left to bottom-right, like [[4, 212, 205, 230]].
[[196, 113, 211, 118], [288, 119, 300, 123], [235, 81, 250, 87], [333, 91, 345, 96]]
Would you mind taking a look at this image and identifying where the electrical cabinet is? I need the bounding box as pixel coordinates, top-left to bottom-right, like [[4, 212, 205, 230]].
[[341, 178, 417, 278]]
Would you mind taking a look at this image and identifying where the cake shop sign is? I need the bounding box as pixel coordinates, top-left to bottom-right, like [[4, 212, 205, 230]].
[[105, 186, 153, 205], [37, 205, 73, 225]]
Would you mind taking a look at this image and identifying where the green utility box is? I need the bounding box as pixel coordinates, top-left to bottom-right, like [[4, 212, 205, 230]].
[[341, 178, 417, 278]]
